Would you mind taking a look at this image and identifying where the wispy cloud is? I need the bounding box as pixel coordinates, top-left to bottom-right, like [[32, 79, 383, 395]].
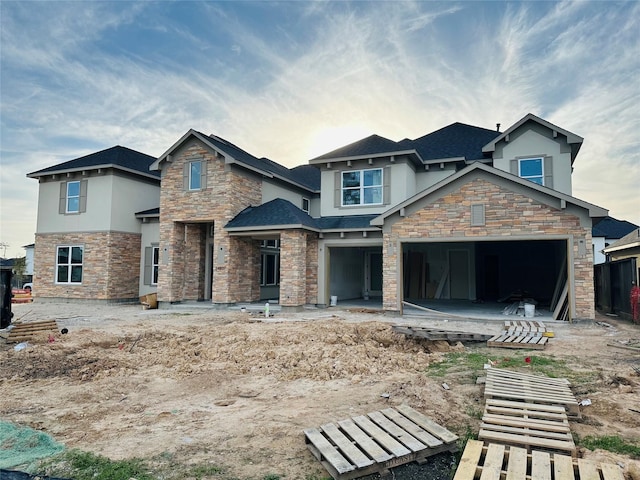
[[1, 1, 638, 256]]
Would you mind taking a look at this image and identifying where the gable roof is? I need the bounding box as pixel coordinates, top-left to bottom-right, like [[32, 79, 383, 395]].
[[602, 228, 640, 254], [592, 216, 639, 239], [400, 122, 500, 163], [371, 162, 607, 226], [152, 129, 319, 192], [27, 145, 160, 180], [482, 113, 583, 163]]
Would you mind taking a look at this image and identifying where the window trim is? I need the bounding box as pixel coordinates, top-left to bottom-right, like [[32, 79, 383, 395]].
[[302, 197, 310, 213], [518, 157, 544, 185], [55, 245, 83, 284], [341, 168, 383, 207]]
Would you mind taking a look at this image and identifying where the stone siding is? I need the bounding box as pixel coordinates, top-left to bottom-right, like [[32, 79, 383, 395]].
[[384, 178, 594, 319], [279, 230, 308, 306], [158, 139, 262, 303], [34, 231, 140, 301]]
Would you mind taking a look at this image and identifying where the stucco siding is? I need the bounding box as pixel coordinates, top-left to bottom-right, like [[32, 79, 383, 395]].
[[493, 128, 573, 195]]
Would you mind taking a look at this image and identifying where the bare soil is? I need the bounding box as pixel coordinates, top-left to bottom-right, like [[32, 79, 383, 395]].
[[1, 302, 639, 479]]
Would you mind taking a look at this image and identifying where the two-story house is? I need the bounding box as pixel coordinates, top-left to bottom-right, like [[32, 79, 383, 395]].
[[29, 113, 608, 320], [27, 146, 160, 301]]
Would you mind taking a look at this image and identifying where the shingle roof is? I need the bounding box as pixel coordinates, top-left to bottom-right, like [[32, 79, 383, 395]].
[[309, 124, 500, 164], [592, 216, 639, 239], [225, 199, 319, 230], [202, 133, 319, 191], [316, 215, 378, 230], [135, 207, 160, 216], [311, 134, 407, 161], [225, 199, 379, 231], [401, 122, 500, 161], [27, 145, 160, 178], [603, 228, 640, 252]]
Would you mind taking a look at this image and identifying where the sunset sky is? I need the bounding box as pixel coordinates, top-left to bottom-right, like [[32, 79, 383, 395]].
[[1, 1, 638, 257]]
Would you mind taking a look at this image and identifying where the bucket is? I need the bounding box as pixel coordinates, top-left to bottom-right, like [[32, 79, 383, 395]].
[[330, 295, 338, 306], [524, 303, 535, 318]]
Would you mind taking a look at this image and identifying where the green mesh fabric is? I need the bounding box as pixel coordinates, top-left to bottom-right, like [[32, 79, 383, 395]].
[[0, 421, 65, 468]]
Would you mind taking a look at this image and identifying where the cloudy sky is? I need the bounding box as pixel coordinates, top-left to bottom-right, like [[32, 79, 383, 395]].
[[1, 1, 638, 258]]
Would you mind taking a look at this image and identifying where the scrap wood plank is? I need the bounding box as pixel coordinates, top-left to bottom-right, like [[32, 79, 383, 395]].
[[453, 441, 624, 480], [484, 369, 579, 417], [305, 406, 458, 480], [478, 424, 576, 455], [487, 332, 548, 350], [486, 368, 570, 386], [504, 320, 547, 333], [392, 325, 492, 343], [6, 320, 58, 342]]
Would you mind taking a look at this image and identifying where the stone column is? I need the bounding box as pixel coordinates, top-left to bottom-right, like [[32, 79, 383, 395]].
[[279, 230, 307, 307]]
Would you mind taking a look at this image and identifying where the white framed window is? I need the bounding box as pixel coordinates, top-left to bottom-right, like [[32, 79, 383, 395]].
[[302, 197, 310, 213], [56, 246, 83, 284], [261, 239, 279, 248], [342, 168, 383, 206], [152, 246, 159, 285], [66, 181, 81, 213], [189, 161, 202, 190], [519, 158, 544, 185]]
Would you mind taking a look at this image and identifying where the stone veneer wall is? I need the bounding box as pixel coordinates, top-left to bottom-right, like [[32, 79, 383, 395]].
[[34, 231, 141, 301], [158, 139, 262, 304], [383, 179, 594, 319], [279, 230, 308, 307], [305, 235, 319, 304]]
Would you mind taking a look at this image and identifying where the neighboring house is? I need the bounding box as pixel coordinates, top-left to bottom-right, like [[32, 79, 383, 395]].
[[28, 113, 608, 320], [27, 146, 160, 301], [591, 217, 638, 265], [595, 228, 640, 319], [23, 243, 34, 279], [603, 228, 640, 265]]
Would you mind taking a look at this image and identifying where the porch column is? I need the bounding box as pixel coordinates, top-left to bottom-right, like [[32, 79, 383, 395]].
[[382, 232, 401, 314], [158, 221, 185, 303], [280, 230, 307, 307]]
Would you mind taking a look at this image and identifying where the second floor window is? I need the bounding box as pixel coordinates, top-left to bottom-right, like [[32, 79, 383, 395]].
[[66, 181, 80, 213], [519, 158, 544, 185], [342, 168, 383, 206], [189, 161, 202, 190]]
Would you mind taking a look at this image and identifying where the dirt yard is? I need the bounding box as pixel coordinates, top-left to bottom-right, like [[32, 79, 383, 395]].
[[1, 302, 639, 479]]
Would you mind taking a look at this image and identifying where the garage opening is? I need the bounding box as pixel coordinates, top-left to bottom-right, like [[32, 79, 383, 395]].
[[402, 239, 567, 318], [328, 246, 383, 303]]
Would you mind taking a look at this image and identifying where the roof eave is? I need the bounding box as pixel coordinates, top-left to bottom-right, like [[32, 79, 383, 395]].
[[482, 113, 584, 154], [309, 149, 423, 165], [27, 164, 160, 181], [226, 224, 321, 234], [603, 241, 640, 253]]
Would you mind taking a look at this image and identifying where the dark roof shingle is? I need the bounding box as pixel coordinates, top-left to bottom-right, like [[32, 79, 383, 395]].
[[592, 216, 639, 239], [28, 145, 160, 178]]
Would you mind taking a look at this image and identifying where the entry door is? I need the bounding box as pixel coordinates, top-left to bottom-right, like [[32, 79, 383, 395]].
[[449, 250, 470, 299]]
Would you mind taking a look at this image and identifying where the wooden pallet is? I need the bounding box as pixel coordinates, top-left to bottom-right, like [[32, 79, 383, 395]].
[[304, 404, 458, 479], [6, 320, 58, 343], [453, 440, 624, 480], [504, 320, 547, 334], [392, 326, 493, 343], [479, 399, 575, 454], [484, 369, 579, 418], [487, 332, 548, 349]]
